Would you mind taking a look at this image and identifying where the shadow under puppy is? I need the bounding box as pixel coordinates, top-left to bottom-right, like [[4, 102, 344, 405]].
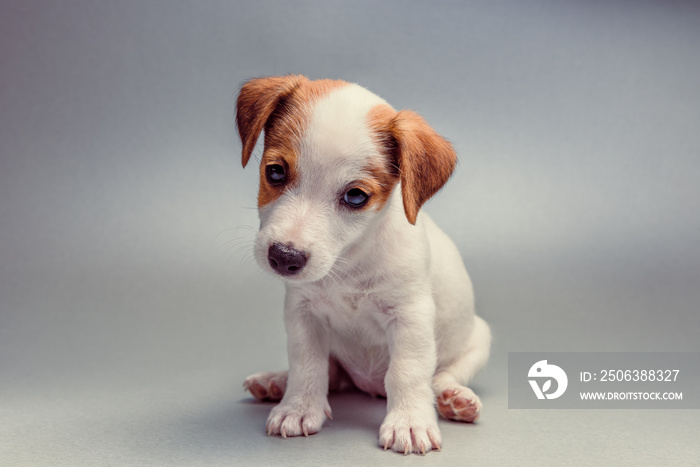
[[237, 75, 490, 455]]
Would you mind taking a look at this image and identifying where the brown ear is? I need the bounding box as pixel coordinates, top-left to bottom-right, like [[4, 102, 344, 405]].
[[236, 75, 306, 167], [392, 110, 457, 225]]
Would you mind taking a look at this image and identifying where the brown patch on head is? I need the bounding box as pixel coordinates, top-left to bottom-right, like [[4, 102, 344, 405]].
[[256, 149, 296, 207], [339, 174, 394, 214], [367, 104, 457, 224], [236, 75, 348, 207], [236, 75, 306, 168], [365, 104, 401, 211]]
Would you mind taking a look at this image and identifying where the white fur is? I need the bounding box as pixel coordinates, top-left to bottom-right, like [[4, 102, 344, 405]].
[[245, 83, 491, 455]]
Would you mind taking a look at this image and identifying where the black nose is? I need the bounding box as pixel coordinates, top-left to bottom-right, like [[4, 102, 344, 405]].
[[267, 243, 308, 276]]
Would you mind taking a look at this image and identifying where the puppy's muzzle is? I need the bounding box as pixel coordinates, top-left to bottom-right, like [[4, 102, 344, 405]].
[[268, 243, 308, 276]]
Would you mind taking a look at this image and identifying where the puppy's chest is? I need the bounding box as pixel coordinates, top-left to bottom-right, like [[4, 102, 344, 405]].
[[298, 285, 394, 396], [301, 286, 391, 342]]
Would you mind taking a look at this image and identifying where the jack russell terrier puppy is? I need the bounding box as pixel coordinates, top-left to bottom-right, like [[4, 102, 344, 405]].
[[237, 75, 491, 455]]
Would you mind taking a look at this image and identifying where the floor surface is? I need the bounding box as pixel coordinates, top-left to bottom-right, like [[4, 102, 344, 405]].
[[1, 1, 699, 465]]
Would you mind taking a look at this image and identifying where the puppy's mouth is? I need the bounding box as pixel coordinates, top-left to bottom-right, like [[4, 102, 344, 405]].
[[266, 242, 309, 277]]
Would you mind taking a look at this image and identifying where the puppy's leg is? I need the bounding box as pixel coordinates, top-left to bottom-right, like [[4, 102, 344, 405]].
[[243, 358, 352, 401], [433, 316, 491, 423], [378, 298, 442, 455], [266, 294, 332, 438]]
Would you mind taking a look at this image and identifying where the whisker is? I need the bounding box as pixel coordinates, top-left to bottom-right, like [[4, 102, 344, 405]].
[[225, 246, 255, 264], [327, 257, 369, 292], [326, 267, 346, 289], [215, 224, 259, 268], [332, 256, 371, 288], [214, 224, 257, 240], [216, 237, 253, 255], [219, 238, 255, 258]]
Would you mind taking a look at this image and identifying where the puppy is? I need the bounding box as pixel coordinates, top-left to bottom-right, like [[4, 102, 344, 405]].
[[237, 75, 490, 455]]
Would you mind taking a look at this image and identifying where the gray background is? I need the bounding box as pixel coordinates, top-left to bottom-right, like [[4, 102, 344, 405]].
[[1, 0, 699, 465]]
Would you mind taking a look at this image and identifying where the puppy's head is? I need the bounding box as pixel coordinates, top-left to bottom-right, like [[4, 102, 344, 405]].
[[236, 75, 456, 283]]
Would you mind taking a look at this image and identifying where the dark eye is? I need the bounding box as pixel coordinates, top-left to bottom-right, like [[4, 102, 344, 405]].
[[343, 188, 369, 208], [265, 164, 286, 185]]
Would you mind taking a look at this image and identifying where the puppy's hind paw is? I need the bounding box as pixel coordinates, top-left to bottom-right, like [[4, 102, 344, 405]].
[[436, 386, 481, 423], [243, 371, 288, 401]]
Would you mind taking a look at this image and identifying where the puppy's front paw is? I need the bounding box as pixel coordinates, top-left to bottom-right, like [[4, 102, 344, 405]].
[[266, 399, 332, 438], [378, 410, 442, 455]]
